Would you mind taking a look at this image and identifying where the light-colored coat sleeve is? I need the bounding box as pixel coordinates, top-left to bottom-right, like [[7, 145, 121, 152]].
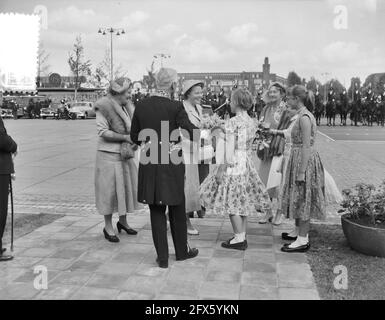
[[96, 111, 110, 137]]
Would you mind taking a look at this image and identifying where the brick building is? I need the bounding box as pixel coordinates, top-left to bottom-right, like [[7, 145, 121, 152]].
[[177, 57, 286, 95]]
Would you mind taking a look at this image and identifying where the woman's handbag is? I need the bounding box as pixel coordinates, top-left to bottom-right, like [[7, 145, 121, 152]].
[[256, 140, 270, 161]]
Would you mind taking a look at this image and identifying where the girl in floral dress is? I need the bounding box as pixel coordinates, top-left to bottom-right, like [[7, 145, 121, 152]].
[[269, 85, 326, 252], [199, 88, 271, 250]]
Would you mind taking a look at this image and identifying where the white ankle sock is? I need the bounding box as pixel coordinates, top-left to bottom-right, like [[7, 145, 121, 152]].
[[288, 235, 309, 248], [230, 233, 244, 244]]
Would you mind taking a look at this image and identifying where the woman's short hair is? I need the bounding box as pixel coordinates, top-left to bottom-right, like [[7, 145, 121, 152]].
[[288, 85, 315, 111], [269, 82, 286, 96], [231, 88, 253, 111], [183, 84, 203, 100]]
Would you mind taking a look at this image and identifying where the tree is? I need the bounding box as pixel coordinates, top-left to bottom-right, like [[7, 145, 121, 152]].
[[348, 77, 361, 100], [68, 35, 92, 100], [94, 48, 129, 87], [325, 79, 345, 95], [287, 71, 302, 87], [36, 43, 50, 88]]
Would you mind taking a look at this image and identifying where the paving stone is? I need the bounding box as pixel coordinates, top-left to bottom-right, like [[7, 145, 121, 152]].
[[6, 256, 44, 268], [243, 260, 276, 273], [34, 284, 81, 300], [122, 275, 165, 294], [277, 263, 316, 289], [117, 291, 155, 300], [49, 248, 85, 260], [67, 260, 101, 272], [160, 279, 200, 297], [78, 249, 116, 262], [50, 271, 93, 286], [241, 271, 278, 287], [175, 257, 211, 268], [96, 262, 138, 276], [18, 247, 57, 258], [0, 283, 40, 300], [243, 250, 276, 263], [206, 270, 241, 283], [86, 273, 130, 290], [240, 285, 279, 300], [278, 288, 320, 300], [199, 281, 240, 300], [13, 269, 60, 284], [275, 252, 307, 264], [110, 251, 146, 264], [38, 257, 76, 271], [208, 258, 244, 273], [70, 287, 120, 300], [157, 294, 197, 300], [134, 264, 170, 277], [213, 249, 244, 259], [168, 266, 206, 282]]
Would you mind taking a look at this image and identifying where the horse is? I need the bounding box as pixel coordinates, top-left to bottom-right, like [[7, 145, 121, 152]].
[[325, 100, 337, 126], [338, 96, 349, 126], [314, 99, 324, 126]]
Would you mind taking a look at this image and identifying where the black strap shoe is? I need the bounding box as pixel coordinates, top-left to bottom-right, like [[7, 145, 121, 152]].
[[282, 232, 298, 241], [221, 239, 247, 251], [117, 222, 138, 235], [281, 243, 310, 253], [103, 229, 120, 243]]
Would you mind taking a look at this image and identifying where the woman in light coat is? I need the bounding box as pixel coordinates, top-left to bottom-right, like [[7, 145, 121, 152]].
[[94, 78, 141, 243]]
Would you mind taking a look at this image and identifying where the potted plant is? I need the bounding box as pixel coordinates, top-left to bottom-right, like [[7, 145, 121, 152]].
[[339, 180, 385, 257]]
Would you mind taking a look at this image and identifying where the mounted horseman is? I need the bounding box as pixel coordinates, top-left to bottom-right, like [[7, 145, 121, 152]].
[[326, 82, 336, 126], [314, 84, 323, 126], [339, 88, 349, 126], [351, 82, 361, 126]]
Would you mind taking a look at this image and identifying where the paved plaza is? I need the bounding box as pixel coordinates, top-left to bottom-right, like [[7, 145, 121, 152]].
[[1, 118, 384, 300]]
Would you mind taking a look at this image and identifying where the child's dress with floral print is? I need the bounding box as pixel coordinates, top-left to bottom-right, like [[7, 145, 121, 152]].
[[199, 111, 271, 216]]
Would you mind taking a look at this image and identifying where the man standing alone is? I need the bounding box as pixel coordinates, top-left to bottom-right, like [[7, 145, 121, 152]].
[[0, 116, 17, 261], [130, 68, 199, 268]]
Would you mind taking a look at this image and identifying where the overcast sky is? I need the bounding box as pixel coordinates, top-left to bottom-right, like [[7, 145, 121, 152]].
[[1, 0, 384, 85]]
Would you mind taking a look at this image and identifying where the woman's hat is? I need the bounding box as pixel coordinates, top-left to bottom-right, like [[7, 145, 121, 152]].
[[269, 82, 286, 94], [155, 68, 178, 90], [109, 77, 131, 93], [182, 80, 204, 96]]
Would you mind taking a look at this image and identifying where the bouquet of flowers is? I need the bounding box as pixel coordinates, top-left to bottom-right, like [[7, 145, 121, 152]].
[[201, 113, 225, 132], [252, 122, 273, 161], [199, 113, 226, 161]]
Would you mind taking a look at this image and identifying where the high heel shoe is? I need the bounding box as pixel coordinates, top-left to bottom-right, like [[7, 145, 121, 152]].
[[103, 228, 120, 243], [117, 222, 138, 235]]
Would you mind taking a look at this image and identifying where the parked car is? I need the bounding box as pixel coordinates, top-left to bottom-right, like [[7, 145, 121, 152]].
[[40, 105, 59, 119], [0, 108, 14, 119], [70, 101, 95, 119]]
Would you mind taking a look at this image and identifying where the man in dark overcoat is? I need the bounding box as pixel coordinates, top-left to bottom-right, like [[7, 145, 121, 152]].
[[130, 68, 199, 268], [0, 116, 17, 261]]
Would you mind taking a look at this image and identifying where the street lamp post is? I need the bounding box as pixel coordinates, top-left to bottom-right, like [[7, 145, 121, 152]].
[[321, 72, 331, 103], [98, 27, 125, 81], [154, 53, 171, 68]]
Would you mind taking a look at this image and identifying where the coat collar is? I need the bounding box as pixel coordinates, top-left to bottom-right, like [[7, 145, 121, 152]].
[[183, 100, 202, 125], [109, 96, 133, 131]]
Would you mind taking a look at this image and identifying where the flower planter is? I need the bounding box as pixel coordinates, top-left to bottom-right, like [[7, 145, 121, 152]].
[[341, 214, 385, 258]]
